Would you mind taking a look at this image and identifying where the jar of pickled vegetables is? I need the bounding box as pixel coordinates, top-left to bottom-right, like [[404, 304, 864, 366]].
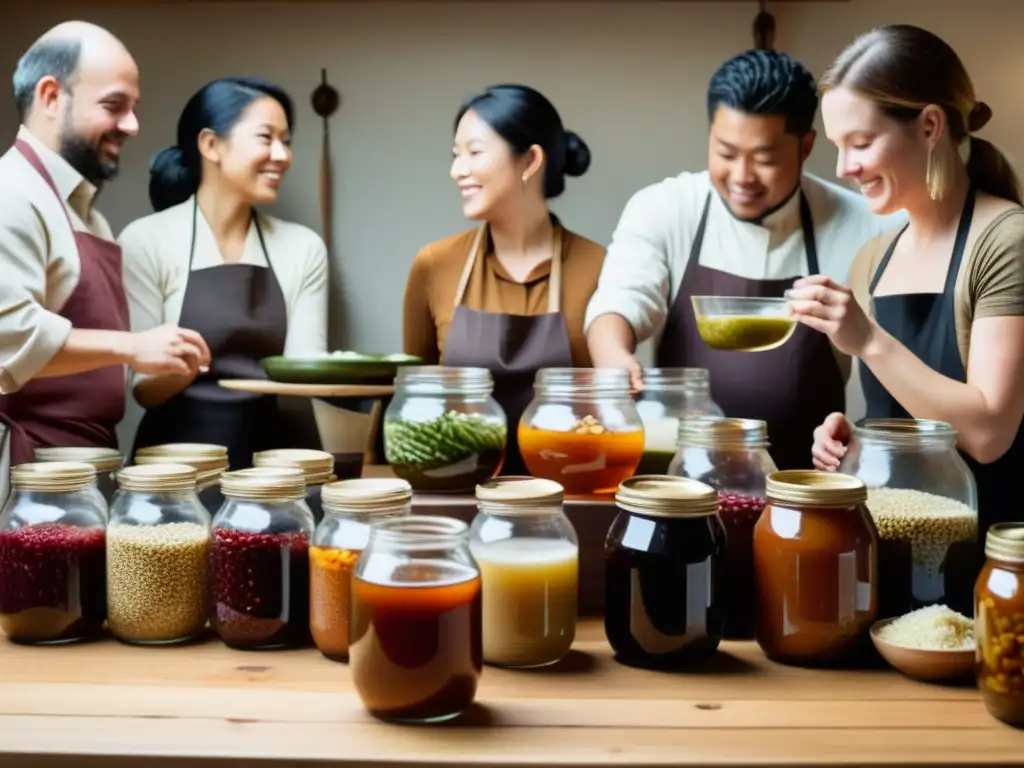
[[210, 467, 314, 650], [754, 470, 878, 666], [669, 417, 775, 640], [34, 446, 123, 509], [0, 462, 107, 644], [253, 448, 336, 524], [310, 477, 412, 661], [838, 418, 978, 619], [351, 515, 482, 723], [519, 368, 644, 495], [605, 475, 726, 669], [469, 478, 578, 668], [634, 367, 723, 475], [107, 463, 211, 645], [384, 366, 507, 493], [976, 523, 1024, 726]]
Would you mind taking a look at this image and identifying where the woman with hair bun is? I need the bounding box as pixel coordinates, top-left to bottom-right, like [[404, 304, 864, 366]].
[[119, 76, 329, 470], [786, 25, 1024, 541], [402, 84, 605, 475]]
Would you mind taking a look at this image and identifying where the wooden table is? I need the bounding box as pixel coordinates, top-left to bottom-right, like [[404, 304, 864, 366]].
[[0, 621, 1020, 766]]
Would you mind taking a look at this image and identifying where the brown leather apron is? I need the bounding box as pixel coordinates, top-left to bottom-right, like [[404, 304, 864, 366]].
[[0, 140, 129, 468], [441, 223, 574, 476], [657, 191, 846, 471], [132, 197, 289, 477]]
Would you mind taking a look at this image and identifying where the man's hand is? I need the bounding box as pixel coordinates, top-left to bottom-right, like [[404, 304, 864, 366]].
[[121, 324, 211, 377]]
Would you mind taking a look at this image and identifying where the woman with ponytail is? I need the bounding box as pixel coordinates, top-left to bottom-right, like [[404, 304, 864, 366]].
[[119, 76, 328, 470], [785, 25, 1024, 545]]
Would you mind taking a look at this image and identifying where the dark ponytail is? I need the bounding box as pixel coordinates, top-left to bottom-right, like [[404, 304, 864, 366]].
[[967, 136, 1022, 206], [148, 76, 295, 212]]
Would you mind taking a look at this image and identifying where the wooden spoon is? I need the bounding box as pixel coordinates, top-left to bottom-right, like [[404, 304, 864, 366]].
[[311, 69, 340, 247]]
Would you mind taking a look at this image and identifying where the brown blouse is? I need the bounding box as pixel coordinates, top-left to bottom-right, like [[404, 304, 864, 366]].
[[402, 223, 606, 366]]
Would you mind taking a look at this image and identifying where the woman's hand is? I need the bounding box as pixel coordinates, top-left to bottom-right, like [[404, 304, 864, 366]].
[[785, 275, 877, 357], [811, 412, 852, 471]]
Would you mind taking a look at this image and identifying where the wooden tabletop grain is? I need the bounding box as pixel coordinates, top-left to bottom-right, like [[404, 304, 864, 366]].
[[0, 620, 1020, 767]]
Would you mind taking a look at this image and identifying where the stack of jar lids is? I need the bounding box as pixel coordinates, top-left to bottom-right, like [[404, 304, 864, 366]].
[[34, 445, 124, 473], [321, 477, 413, 509], [11, 461, 97, 492], [220, 466, 307, 501], [117, 463, 199, 492], [252, 449, 335, 486], [134, 443, 228, 489]]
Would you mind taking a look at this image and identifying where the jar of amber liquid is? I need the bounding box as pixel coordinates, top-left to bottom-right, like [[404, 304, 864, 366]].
[[634, 367, 723, 475], [310, 477, 412, 661], [350, 516, 482, 723], [519, 368, 644, 495], [754, 470, 878, 666], [605, 475, 726, 669], [0, 462, 107, 644], [469, 478, 578, 668], [976, 523, 1024, 726], [669, 417, 776, 640]]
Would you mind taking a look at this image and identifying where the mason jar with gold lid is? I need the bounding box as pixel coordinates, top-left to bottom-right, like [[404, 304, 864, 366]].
[[469, 477, 579, 668], [310, 477, 412, 661], [754, 469, 878, 666], [106, 463, 210, 645], [0, 461, 107, 644], [34, 446, 123, 509], [210, 467, 313, 650], [976, 522, 1024, 725], [253, 448, 336, 523], [605, 475, 725, 669], [134, 442, 229, 513]]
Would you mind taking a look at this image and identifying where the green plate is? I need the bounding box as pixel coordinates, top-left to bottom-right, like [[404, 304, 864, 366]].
[[260, 352, 423, 385]]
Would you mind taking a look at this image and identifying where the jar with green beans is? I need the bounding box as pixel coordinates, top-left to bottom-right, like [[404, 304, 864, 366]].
[[384, 366, 507, 493]]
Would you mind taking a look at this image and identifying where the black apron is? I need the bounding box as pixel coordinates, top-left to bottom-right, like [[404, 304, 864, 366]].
[[658, 190, 846, 471], [861, 186, 1024, 548], [133, 199, 290, 480]]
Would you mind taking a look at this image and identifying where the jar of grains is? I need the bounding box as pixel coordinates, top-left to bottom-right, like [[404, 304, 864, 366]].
[[838, 419, 978, 619], [107, 464, 211, 645], [668, 417, 776, 639], [0, 462, 107, 644], [310, 477, 412, 661], [210, 467, 314, 650]]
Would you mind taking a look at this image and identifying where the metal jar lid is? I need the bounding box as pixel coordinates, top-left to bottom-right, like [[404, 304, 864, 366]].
[[321, 477, 412, 511], [678, 416, 769, 449], [476, 477, 565, 514], [219, 467, 306, 501], [11, 461, 97, 493], [34, 446, 123, 472], [253, 449, 334, 486], [135, 443, 228, 459], [765, 470, 867, 508], [614, 475, 718, 518], [117, 463, 198, 493], [985, 523, 1024, 563]]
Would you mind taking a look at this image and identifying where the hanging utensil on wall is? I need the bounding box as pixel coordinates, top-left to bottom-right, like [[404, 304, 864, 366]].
[[311, 69, 341, 250], [753, 0, 776, 50]]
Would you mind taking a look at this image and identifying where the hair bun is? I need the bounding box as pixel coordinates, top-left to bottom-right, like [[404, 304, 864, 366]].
[[563, 130, 591, 177], [149, 145, 198, 212], [968, 101, 992, 133]]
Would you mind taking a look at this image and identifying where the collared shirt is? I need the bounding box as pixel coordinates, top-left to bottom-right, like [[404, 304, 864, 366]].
[[583, 170, 906, 347], [0, 126, 116, 394]]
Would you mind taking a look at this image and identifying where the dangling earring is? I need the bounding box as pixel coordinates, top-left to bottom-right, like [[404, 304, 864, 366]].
[[925, 147, 945, 202]]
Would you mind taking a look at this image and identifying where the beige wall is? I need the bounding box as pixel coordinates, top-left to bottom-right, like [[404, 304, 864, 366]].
[[2, 0, 1022, 444]]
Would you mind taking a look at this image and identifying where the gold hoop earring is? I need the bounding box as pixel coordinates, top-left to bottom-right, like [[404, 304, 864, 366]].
[[925, 147, 945, 202]]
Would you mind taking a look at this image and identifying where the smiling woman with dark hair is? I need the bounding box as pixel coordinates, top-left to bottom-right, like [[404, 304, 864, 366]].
[[119, 76, 329, 471], [402, 83, 605, 475]]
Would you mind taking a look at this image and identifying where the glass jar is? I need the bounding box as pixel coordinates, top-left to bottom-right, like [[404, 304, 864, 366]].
[[605, 475, 726, 669], [669, 417, 775, 639], [634, 367, 723, 475], [754, 470, 878, 666], [107, 463, 211, 645], [838, 418, 978, 619], [519, 368, 644, 495], [310, 477, 412, 661], [34, 446, 123, 510], [253, 448, 336, 524], [210, 467, 313, 649], [134, 443, 229, 514], [470, 477, 578, 668], [351, 516, 482, 723], [384, 366, 507, 493], [0, 462, 107, 644], [977, 523, 1024, 726]]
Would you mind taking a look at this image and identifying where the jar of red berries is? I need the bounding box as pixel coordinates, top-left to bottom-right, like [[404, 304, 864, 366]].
[[209, 467, 314, 650], [668, 417, 776, 639], [0, 462, 107, 644]]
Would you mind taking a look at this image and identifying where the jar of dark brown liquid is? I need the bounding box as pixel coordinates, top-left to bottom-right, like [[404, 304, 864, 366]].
[[754, 470, 878, 666], [605, 475, 726, 669], [669, 417, 776, 639], [350, 515, 482, 723], [976, 523, 1024, 726]]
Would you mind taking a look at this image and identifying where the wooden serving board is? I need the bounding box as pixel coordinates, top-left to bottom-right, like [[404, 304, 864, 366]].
[[218, 379, 394, 398]]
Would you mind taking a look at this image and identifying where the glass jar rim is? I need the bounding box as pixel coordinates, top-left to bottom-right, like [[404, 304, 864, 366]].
[[117, 462, 197, 492], [475, 477, 565, 514], [615, 475, 719, 518], [369, 515, 468, 548], [766, 469, 867, 507], [534, 367, 632, 396], [677, 416, 769, 448], [322, 477, 412, 512], [852, 418, 957, 447], [640, 367, 711, 389], [11, 461, 97, 492], [394, 365, 494, 394], [985, 523, 1024, 563]]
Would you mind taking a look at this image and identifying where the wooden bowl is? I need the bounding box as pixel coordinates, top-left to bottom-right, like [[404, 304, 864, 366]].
[[870, 618, 975, 682]]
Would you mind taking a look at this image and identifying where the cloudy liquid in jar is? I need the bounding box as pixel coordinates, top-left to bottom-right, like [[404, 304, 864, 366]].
[[350, 563, 482, 723], [471, 537, 578, 667]]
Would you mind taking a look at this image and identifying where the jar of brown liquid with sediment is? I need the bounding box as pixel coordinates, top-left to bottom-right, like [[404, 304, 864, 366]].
[[754, 470, 878, 665]]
